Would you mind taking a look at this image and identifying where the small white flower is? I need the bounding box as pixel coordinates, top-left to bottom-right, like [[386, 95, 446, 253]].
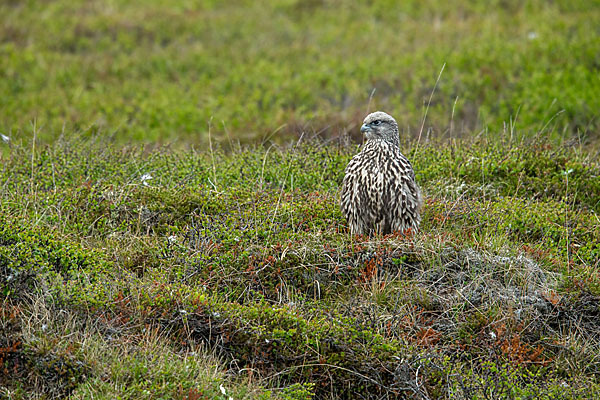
[[1, 133, 9, 143], [219, 384, 227, 395], [489, 331, 496, 340], [167, 235, 178, 244], [527, 31, 538, 40], [179, 309, 187, 315], [140, 173, 153, 186]]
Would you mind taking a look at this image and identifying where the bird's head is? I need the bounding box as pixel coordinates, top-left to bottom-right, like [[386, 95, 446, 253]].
[[360, 111, 399, 146]]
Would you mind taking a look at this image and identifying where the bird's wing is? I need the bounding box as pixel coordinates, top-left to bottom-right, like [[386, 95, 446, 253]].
[[341, 151, 379, 233], [340, 153, 362, 220], [385, 151, 422, 232]]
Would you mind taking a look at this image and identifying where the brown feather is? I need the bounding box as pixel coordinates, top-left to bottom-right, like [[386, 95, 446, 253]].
[[341, 111, 422, 235]]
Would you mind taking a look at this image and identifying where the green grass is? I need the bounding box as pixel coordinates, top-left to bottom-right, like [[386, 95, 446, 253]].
[[2, 0, 600, 398], [2, 137, 600, 398], [1, 0, 599, 145]]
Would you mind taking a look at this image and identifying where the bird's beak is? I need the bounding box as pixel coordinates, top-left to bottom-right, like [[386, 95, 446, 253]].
[[360, 124, 371, 133]]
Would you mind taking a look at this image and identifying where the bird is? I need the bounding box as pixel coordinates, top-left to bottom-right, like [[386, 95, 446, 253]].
[[340, 111, 422, 236]]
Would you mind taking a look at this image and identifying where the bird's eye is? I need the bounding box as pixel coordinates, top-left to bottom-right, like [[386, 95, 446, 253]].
[[372, 120, 381, 126]]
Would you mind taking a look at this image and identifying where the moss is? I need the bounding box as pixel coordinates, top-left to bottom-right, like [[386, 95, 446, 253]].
[[2, 138, 600, 398], [116, 295, 412, 398], [443, 360, 600, 399], [0, 217, 114, 301], [416, 142, 600, 212]]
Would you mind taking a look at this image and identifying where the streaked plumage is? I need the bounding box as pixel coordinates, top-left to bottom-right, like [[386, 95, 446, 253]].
[[341, 111, 422, 236]]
